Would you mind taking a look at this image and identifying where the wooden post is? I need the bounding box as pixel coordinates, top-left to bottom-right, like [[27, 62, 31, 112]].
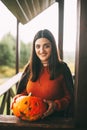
[[75, 0, 87, 127], [57, 0, 64, 60], [16, 19, 19, 74]]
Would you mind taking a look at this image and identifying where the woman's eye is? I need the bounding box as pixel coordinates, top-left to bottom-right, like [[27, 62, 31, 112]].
[[35, 45, 40, 49], [44, 44, 51, 48], [35, 44, 51, 49]]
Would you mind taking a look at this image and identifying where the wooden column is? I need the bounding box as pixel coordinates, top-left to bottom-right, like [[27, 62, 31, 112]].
[[75, 0, 87, 127], [16, 19, 19, 74], [57, 0, 64, 60]]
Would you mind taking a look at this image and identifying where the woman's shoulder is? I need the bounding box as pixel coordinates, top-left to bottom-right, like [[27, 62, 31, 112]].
[[59, 61, 69, 70], [59, 61, 74, 95], [58, 61, 72, 77]]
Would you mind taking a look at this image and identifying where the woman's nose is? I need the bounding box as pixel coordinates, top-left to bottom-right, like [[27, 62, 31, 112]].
[[40, 46, 44, 53]]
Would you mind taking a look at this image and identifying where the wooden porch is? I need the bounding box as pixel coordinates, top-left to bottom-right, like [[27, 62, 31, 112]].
[[0, 0, 87, 128]]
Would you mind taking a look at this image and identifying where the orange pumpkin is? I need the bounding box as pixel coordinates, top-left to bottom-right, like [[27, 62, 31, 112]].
[[11, 95, 47, 121]]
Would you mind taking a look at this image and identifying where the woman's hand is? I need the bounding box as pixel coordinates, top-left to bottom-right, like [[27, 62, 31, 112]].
[[42, 99, 57, 119], [10, 94, 25, 109], [10, 92, 32, 109]]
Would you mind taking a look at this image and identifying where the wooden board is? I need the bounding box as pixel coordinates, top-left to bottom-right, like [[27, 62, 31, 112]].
[[0, 115, 74, 129]]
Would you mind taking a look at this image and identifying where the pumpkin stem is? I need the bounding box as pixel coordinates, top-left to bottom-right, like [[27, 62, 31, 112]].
[[28, 92, 32, 96]]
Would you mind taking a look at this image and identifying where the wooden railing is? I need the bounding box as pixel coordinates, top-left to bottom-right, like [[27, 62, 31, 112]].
[[0, 72, 22, 115], [0, 115, 74, 129]]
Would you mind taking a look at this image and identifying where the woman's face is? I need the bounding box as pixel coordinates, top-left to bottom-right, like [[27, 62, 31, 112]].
[[35, 38, 52, 64]]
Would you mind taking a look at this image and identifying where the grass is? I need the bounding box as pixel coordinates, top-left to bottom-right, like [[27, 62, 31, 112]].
[[0, 65, 23, 78], [0, 66, 15, 78]]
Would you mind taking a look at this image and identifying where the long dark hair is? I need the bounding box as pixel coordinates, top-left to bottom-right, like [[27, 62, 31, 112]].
[[28, 29, 61, 81], [17, 30, 74, 110]]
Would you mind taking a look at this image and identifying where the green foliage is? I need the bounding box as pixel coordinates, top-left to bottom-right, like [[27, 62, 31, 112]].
[[0, 33, 16, 67], [0, 33, 32, 67], [0, 33, 32, 77], [20, 41, 32, 68]]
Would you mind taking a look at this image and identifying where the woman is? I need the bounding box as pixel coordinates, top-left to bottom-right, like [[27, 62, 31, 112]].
[[11, 29, 74, 118]]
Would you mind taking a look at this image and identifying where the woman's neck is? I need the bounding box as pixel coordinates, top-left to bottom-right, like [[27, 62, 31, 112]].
[[41, 61, 48, 67]]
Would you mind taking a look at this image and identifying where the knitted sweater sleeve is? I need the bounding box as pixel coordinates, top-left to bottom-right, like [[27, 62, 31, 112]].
[[55, 62, 74, 112]]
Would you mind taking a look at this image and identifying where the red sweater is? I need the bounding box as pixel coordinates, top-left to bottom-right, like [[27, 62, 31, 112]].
[[25, 67, 71, 111]]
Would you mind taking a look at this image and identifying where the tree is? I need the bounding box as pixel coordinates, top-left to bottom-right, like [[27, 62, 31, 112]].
[[0, 33, 16, 67], [20, 41, 32, 68], [0, 33, 32, 68]]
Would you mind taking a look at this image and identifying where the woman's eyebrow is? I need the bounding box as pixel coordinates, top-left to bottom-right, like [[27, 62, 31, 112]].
[[43, 42, 51, 45], [35, 42, 51, 46]]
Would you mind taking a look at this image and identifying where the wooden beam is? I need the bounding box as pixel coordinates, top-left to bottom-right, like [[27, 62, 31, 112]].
[[58, 0, 64, 59], [0, 115, 74, 129]]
